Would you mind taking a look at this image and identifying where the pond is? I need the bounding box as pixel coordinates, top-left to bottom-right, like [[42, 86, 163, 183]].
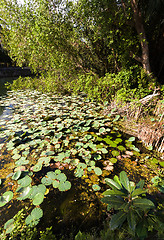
[[0, 77, 17, 116], [0, 84, 163, 238]]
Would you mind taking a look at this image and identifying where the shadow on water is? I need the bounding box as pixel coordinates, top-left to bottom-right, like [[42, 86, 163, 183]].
[[0, 77, 17, 116]]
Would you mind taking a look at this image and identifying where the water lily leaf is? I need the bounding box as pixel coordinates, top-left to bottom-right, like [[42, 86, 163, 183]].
[[94, 167, 102, 176], [4, 218, 15, 234], [32, 163, 42, 172], [100, 148, 108, 154], [16, 186, 32, 200], [25, 208, 43, 227], [0, 191, 13, 207], [41, 177, 52, 186], [47, 171, 56, 180], [52, 180, 59, 188], [128, 137, 135, 142], [18, 176, 32, 187], [110, 158, 117, 163], [32, 192, 44, 206], [99, 127, 106, 134], [58, 181, 71, 191], [12, 170, 22, 180], [75, 168, 84, 178], [56, 173, 67, 182], [12, 154, 21, 160], [104, 138, 117, 147], [111, 150, 119, 157], [92, 184, 101, 191], [45, 151, 55, 156], [117, 145, 126, 151]]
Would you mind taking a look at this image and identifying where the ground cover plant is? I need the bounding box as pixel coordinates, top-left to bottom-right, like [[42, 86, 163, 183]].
[[0, 90, 163, 239]]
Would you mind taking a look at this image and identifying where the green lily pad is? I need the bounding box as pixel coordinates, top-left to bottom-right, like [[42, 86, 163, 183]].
[[52, 180, 59, 188], [41, 177, 52, 186], [18, 176, 32, 187], [16, 186, 32, 200], [0, 191, 13, 207], [92, 184, 101, 191], [56, 173, 67, 182], [4, 218, 15, 234], [94, 167, 102, 176], [25, 208, 43, 227], [32, 163, 43, 172], [111, 150, 120, 157], [32, 193, 44, 206], [117, 145, 126, 151], [58, 181, 71, 191], [12, 170, 22, 180]]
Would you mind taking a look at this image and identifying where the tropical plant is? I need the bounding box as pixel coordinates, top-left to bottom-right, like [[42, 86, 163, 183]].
[[102, 171, 163, 239]]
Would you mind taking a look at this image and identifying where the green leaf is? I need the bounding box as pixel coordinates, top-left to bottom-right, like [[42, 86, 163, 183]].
[[94, 167, 102, 176], [18, 176, 32, 187], [119, 171, 130, 192], [132, 189, 147, 198], [102, 189, 126, 196], [110, 211, 127, 230], [12, 170, 22, 180], [136, 180, 145, 189], [58, 181, 71, 191], [4, 219, 15, 234], [32, 193, 44, 206], [159, 161, 164, 167], [133, 198, 155, 210], [128, 137, 135, 142], [32, 163, 42, 172], [136, 221, 148, 239], [111, 150, 119, 157], [101, 196, 124, 210], [16, 186, 32, 200], [92, 184, 101, 191], [105, 178, 122, 190], [127, 210, 136, 232]]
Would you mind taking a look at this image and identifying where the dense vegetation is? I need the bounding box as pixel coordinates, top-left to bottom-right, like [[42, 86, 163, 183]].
[[0, 0, 163, 239]]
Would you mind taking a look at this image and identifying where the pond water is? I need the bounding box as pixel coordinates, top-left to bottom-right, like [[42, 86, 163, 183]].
[[0, 85, 162, 238], [0, 77, 17, 116]]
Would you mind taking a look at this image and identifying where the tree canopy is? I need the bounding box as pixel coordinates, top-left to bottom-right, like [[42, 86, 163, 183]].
[[0, 0, 163, 81]]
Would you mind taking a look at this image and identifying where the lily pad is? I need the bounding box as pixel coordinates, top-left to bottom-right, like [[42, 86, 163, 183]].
[[92, 184, 101, 191], [12, 170, 22, 180], [58, 181, 71, 191], [4, 218, 15, 234], [32, 192, 44, 206], [18, 176, 32, 187], [0, 191, 13, 207]]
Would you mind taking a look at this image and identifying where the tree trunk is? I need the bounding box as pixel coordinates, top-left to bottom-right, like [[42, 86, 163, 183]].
[[130, 0, 151, 74]]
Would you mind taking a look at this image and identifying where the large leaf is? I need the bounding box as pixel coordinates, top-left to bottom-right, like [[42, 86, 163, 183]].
[[127, 210, 136, 232], [136, 180, 145, 189], [136, 221, 148, 239], [119, 171, 130, 192], [132, 189, 147, 198], [133, 198, 155, 210], [105, 178, 122, 190], [101, 196, 124, 210], [102, 189, 126, 196], [110, 211, 127, 230]]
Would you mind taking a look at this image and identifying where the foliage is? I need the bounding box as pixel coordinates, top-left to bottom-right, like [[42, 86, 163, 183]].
[[1, 0, 163, 81], [102, 171, 164, 239], [151, 176, 164, 193]]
